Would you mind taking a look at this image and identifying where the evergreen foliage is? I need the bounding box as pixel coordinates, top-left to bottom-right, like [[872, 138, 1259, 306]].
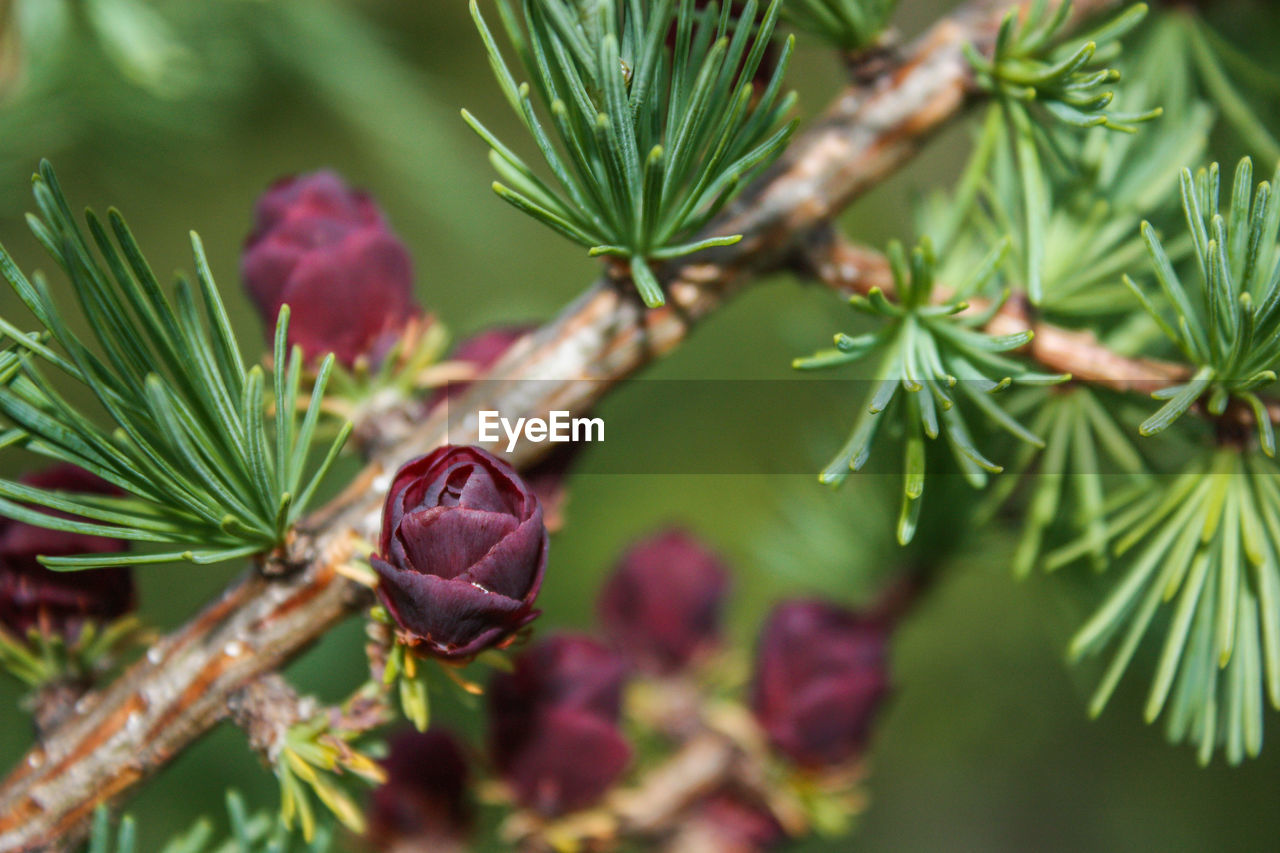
[[464, 0, 796, 306], [0, 163, 351, 569]]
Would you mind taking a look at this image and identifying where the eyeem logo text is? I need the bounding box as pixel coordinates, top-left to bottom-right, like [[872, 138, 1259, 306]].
[[478, 410, 604, 453]]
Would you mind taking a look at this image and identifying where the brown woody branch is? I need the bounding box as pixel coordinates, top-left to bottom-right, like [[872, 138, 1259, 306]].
[[796, 228, 1280, 423], [0, 0, 1129, 849], [794, 227, 1193, 396]]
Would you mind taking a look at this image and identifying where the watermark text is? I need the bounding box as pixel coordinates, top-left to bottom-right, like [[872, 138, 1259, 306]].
[[478, 410, 605, 453]]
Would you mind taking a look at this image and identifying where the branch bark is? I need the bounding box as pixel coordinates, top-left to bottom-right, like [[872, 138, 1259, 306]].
[[0, 0, 1127, 848], [794, 227, 1192, 396], [797, 228, 1280, 421]]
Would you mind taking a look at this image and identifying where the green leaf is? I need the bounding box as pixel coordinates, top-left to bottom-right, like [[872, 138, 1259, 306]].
[[783, 0, 898, 50], [466, 0, 794, 306], [798, 236, 1052, 544], [968, 1, 1158, 140], [0, 165, 353, 570], [1125, 159, 1280, 446], [1067, 450, 1280, 764]]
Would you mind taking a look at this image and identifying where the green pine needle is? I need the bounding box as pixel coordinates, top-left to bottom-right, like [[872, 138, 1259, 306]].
[[967, 1, 1159, 135], [782, 0, 897, 51], [1179, 13, 1280, 166], [795, 237, 1069, 545], [87, 790, 333, 853], [963, 0, 1160, 305], [1127, 158, 1280, 453], [276, 707, 385, 841], [919, 47, 1208, 319], [466, 0, 797, 307], [0, 162, 352, 571], [1056, 449, 1280, 765], [979, 386, 1149, 577], [0, 615, 145, 688]]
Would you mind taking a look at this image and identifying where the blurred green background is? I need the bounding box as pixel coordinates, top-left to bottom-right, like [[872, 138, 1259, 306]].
[[1, 0, 1279, 849]]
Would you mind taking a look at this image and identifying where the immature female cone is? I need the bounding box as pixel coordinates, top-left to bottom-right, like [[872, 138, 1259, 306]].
[[0, 464, 134, 642], [750, 599, 890, 768], [673, 790, 787, 853], [366, 729, 473, 852], [597, 528, 730, 674], [242, 170, 422, 367], [371, 445, 548, 660], [487, 634, 632, 816]]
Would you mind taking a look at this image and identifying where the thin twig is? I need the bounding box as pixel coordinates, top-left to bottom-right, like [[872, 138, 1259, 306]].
[[794, 227, 1192, 395], [228, 675, 317, 766], [795, 228, 1280, 419]]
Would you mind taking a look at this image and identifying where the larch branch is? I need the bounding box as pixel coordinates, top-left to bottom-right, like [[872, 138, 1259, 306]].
[[0, 0, 1127, 848], [796, 228, 1280, 422]]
